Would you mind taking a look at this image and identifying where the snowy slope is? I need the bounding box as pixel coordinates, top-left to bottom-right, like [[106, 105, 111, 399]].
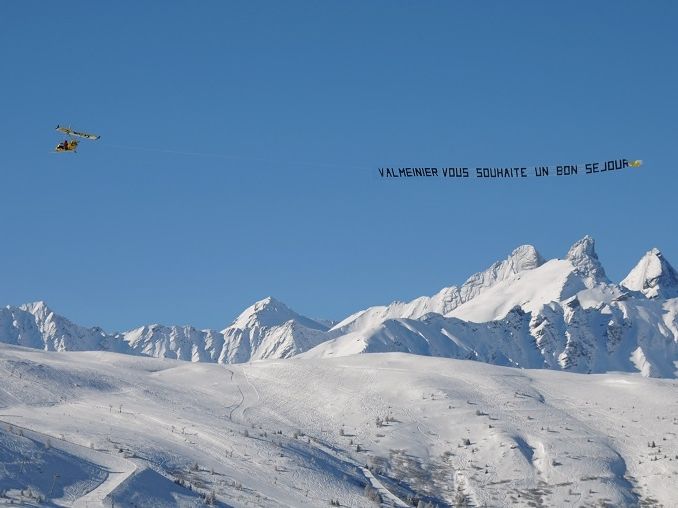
[[1, 344, 677, 507], [330, 244, 544, 333]]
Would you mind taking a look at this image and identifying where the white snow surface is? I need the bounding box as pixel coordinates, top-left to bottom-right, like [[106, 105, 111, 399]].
[[0, 344, 677, 507], [447, 259, 575, 323]]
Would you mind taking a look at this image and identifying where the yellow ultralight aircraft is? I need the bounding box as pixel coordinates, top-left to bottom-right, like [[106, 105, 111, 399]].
[[54, 125, 100, 153]]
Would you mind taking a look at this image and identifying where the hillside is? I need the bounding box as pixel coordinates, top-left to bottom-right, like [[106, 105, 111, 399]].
[[0, 344, 676, 506]]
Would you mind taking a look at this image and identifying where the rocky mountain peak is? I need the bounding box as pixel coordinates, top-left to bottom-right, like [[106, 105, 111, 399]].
[[566, 235, 608, 282], [621, 248, 678, 299]]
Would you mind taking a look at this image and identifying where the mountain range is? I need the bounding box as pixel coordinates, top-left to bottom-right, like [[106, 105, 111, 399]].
[[2, 236, 677, 377]]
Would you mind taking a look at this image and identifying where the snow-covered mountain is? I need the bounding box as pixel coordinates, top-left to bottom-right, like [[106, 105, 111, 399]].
[[304, 236, 678, 378], [621, 247, 678, 299], [118, 297, 330, 362], [2, 236, 678, 377], [121, 324, 224, 362], [0, 301, 129, 353], [217, 296, 329, 363], [0, 297, 329, 364], [330, 244, 544, 334]]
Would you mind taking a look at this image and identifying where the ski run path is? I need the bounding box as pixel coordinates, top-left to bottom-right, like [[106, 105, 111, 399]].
[[1, 343, 677, 507]]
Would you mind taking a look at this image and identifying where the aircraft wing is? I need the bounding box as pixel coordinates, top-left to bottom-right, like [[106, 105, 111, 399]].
[[56, 125, 100, 140]]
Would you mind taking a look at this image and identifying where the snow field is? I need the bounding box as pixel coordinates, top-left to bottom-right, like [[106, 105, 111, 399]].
[[2, 344, 677, 506]]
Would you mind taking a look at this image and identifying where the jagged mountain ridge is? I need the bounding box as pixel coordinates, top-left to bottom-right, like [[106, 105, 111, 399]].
[[2, 236, 678, 377], [330, 243, 545, 333], [0, 297, 329, 364], [0, 301, 129, 354], [305, 236, 678, 377], [121, 296, 329, 363]]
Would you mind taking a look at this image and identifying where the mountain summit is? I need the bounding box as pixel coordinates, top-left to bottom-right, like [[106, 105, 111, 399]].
[[621, 248, 678, 299], [227, 296, 327, 332], [566, 235, 608, 283]]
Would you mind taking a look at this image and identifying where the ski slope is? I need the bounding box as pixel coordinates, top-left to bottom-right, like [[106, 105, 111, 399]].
[[1, 343, 677, 507]]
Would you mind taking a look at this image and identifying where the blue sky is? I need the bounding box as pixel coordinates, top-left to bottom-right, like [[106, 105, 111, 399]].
[[1, 2, 676, 331]]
